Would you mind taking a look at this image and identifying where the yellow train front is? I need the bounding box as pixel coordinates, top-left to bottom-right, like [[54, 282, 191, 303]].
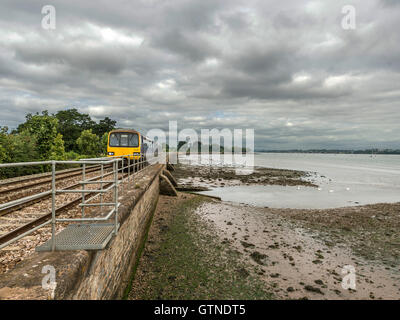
[[107, 129, 149, 160]]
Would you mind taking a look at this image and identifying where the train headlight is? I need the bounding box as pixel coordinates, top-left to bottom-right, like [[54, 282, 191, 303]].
[[108, 152, 115, 156]]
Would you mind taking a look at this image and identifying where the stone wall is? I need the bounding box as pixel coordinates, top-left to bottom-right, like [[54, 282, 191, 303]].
[[0, 164, 165, 300]]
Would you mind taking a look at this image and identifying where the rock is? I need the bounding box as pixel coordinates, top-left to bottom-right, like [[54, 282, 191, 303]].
[[304, 285, 324, 295], [314, 279, 324, 286], [240, 241, 255, 248], [162, 169, 178, 187], [159, 174, 178, 196], [250, 251, 267, 265]]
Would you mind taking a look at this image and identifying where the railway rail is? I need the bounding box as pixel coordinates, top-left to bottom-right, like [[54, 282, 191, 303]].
[[0, 165, 113, 216], [0, 164, 111, 199], [0, 155, 148, 251], [0, 164, 99, 188]]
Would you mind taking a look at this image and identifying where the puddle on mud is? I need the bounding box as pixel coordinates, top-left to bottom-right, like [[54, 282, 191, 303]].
[[199, 184, 400, 209]]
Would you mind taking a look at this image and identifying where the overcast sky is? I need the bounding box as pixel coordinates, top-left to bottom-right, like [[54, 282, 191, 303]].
[[0, 0, 399, 149]]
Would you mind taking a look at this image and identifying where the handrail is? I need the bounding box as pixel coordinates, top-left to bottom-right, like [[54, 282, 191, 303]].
[[0, 152, 152, 251]]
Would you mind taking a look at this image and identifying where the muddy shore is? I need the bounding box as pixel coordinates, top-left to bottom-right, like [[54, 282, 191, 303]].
[[173, 163, 318, 189], [128, 164, 400, 300], [128, 193, 273, 300]]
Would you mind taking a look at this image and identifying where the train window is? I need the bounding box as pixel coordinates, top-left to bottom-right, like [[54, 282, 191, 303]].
[[109, 132, 139, 147], [110, 134, 119, 146]]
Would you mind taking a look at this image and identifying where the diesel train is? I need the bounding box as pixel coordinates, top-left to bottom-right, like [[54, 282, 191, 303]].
[[106, 129, 157, 160]]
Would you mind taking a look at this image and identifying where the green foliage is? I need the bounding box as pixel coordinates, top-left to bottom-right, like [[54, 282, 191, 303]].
[[55, 109, 116, 152], [100, 132, 109, 155], [10, 130, 38, 163], [64, 151, 80, 160], [1, 109, 117, 179], [49, 133, 66, 160], [93, 117, 116, 137], [76, 129, 100, 158], [17, 111, 59, 160], [0, 126, 12, 164], [55, 108, 96, 152], [0, 128, 41, 178]]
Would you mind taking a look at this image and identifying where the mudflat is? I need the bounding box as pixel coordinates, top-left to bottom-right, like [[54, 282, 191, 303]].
[[128, 164, 400, 300]]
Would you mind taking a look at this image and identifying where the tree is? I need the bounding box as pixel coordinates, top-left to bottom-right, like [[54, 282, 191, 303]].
[[10, 130, 38, 163], [0, 128, 41, 177], [93, 117, 116, 137], [100, 132, 109, 155], [76, 129, 100, 158], [17, 111, 59, 160], [0, 126, 12, 164], [55, 109, 96, 152]]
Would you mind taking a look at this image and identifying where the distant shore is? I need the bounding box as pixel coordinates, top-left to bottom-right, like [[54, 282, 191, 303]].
[[255, 150, 400, 155]]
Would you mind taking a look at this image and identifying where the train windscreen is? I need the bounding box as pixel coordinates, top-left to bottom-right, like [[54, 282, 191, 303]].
[[109, 132, 139, 147]]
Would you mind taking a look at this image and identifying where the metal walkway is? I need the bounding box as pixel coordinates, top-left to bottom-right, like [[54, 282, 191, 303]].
[[36, 223, 117, 251]]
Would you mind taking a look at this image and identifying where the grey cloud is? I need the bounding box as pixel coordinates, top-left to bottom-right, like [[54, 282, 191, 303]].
[[0, 0, 399, 149]]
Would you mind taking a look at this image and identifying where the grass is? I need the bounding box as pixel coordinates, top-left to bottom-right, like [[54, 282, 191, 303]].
[[128, 195, 273, 300]]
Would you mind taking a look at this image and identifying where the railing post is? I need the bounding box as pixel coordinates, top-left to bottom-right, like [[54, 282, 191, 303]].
[[114, 159, 118, 234], [100, 163, 104, 213], [82, 163, 86, 217], [51, 161, 56, 252], [132, 154, 134, 187], [128, 155, 131, 185]]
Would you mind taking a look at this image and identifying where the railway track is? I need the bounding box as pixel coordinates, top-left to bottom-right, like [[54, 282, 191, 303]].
[[0, 161, 146, 249], [0, 164, 100, 188], [0, 164, 111, 200], [0, 165, 113, 215], [0, 182, 115, 247]]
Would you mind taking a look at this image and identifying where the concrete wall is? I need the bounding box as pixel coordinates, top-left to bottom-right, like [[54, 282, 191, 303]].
[[0, 164, 165, 300]]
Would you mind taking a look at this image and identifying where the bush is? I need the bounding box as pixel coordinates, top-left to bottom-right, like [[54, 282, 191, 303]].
[[64, 151, 80, 160], [49, 133, 66, 160], [20, 112, 59, 160], [76, 129, 100, 158], [0, 129, 42, 178], [100, 132, 109, 156]]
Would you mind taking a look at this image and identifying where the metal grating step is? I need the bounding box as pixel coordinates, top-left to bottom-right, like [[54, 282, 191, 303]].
[[36, 223, 118, 251]]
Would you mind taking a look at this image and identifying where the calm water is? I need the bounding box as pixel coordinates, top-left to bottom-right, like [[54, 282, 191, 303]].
[[195, 153, 400, 209]]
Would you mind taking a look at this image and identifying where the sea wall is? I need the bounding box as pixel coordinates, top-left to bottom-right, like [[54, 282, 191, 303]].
[[0, 163, 166, 300]]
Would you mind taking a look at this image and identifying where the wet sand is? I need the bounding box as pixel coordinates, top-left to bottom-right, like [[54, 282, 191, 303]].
[[195, 201, 400, 299], [173, 163, 400, 299]]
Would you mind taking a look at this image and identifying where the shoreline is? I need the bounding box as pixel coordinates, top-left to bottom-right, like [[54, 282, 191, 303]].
[[128, 163, 399, 300], [128, 193, 274, 300], [173, 163, 318, 189], [128, 192, 400, 300]]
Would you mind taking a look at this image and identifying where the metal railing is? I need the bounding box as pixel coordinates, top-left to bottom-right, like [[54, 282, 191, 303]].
[[0, 153, 149, 251]]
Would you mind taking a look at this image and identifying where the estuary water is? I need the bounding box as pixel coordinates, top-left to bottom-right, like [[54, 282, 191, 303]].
[[195, 153, 400, 209]]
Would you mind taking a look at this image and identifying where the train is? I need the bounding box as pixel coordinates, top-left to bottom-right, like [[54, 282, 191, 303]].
[[107, 129, 157, 161]]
